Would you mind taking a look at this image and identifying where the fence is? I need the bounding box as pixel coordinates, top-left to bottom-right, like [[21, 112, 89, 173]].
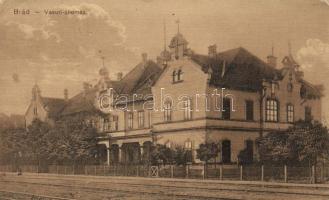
[[1, 164, 328, 184]]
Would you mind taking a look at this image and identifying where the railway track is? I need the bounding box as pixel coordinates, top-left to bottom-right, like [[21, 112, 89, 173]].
[[2, 175, 329, 197], [0, 179, 242, 200], [0, 175, 328, 200], [0, 189, 74, 200]]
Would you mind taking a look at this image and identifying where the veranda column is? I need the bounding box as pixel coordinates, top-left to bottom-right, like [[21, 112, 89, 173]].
[[118, 146, 122, 163], [140, 145, 144, 162], [107, 147, 110, 166]]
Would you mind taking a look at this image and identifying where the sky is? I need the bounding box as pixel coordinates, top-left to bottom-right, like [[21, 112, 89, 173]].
[[0, 0, 328, 123]]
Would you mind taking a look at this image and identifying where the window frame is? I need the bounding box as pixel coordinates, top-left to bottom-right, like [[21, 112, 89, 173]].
[[164, 101, 172, 122], [222, 98, 231, 120], [286, 104, 294, 123], [266, 99, 279, 122], [183, 98, 192, 120], [137, 110, 145, 128], [172, 70, 177, 83], [245, 100, 254, 121], [177, 69, 183, 81], [184, 140, 192, 150], [127, 112, 133, 129]]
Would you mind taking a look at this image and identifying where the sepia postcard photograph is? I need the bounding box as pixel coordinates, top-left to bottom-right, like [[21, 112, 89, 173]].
[[0, 0, 328, 199]]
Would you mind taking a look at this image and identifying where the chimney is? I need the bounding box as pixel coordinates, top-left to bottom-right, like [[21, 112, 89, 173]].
[[64, 88, 68, 101], [208, 44, 217, 58], [117, 72, 123, 81], [267, 55, 277, 68], [142, 53, 148, 63]]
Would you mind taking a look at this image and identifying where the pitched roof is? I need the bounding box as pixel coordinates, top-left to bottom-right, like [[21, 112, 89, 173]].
[[60, 88, 99, 116], [119, 60, 163, 94], [191, 47, 322, 98], [191, 47, 280, 92], [300, 80, 323, 99], [41, 97, 66, 118]]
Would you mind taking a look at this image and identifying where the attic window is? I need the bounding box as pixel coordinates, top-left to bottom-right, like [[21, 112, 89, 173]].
[[287, 83, 293, 92], [177, 69, 183, 81], [172, 69, 183, 83]]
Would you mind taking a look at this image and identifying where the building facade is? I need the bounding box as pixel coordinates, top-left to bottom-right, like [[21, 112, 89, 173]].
[[25, 31, 322, 165]]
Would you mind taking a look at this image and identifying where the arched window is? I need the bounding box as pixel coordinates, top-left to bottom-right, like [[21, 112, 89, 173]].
[[183, 98, 192, 120], [266, 99, 279, 122], [287, 83, 293, 92], [177, 69, 183, 81], [222, 140, 231, 164], [172, 70, 177, 83], [287, 104, 294, 123], [164, 101, 172, 122]]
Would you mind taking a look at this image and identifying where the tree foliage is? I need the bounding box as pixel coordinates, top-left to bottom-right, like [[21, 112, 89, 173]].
[[148, 144, 192, 166], [257, 120, 329, 165], [196, 142, 220, 163], [0, 118, 100, 166]]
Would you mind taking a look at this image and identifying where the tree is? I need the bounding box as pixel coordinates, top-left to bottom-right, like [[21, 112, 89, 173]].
[[257, 120, 329, 166], [196, 142, 220, 164], [0, 127, 26, 166], [50, 119, 99, 165], [149, 144, 174, 165], [238, 148, 253, 165], [25, 119, 51, 168], [173, 146, 192, 166]]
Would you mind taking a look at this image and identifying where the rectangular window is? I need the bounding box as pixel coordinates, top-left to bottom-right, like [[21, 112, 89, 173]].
[[183, 99, 192, 120], [164, 102, 172, 122], [148, 110, 152, 127], [184, 141, 192, 149], [138, 111, 145, 128], [33, 107, 37, 116], [103, 118, 110, 132], [266, 99, 278, 122], [287, 104, 294, 123], [222, 98, 231, 120], [112, 115, 118, 131], [127, 112, 133, 129], [305, 106, 312, 122], [245, 100, 254, 121]]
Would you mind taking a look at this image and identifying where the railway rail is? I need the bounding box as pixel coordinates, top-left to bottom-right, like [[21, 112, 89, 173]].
[[0, 174, 328, 200], [0, 190, 74, 200]]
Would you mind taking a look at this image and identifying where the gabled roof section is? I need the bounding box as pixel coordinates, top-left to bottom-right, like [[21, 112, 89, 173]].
[[41, 97, 66, 119], [192, 47, 280, 92], [300, 79, 323, 99], [60, 88, 99, 116], [119, 60, 163, 94]]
